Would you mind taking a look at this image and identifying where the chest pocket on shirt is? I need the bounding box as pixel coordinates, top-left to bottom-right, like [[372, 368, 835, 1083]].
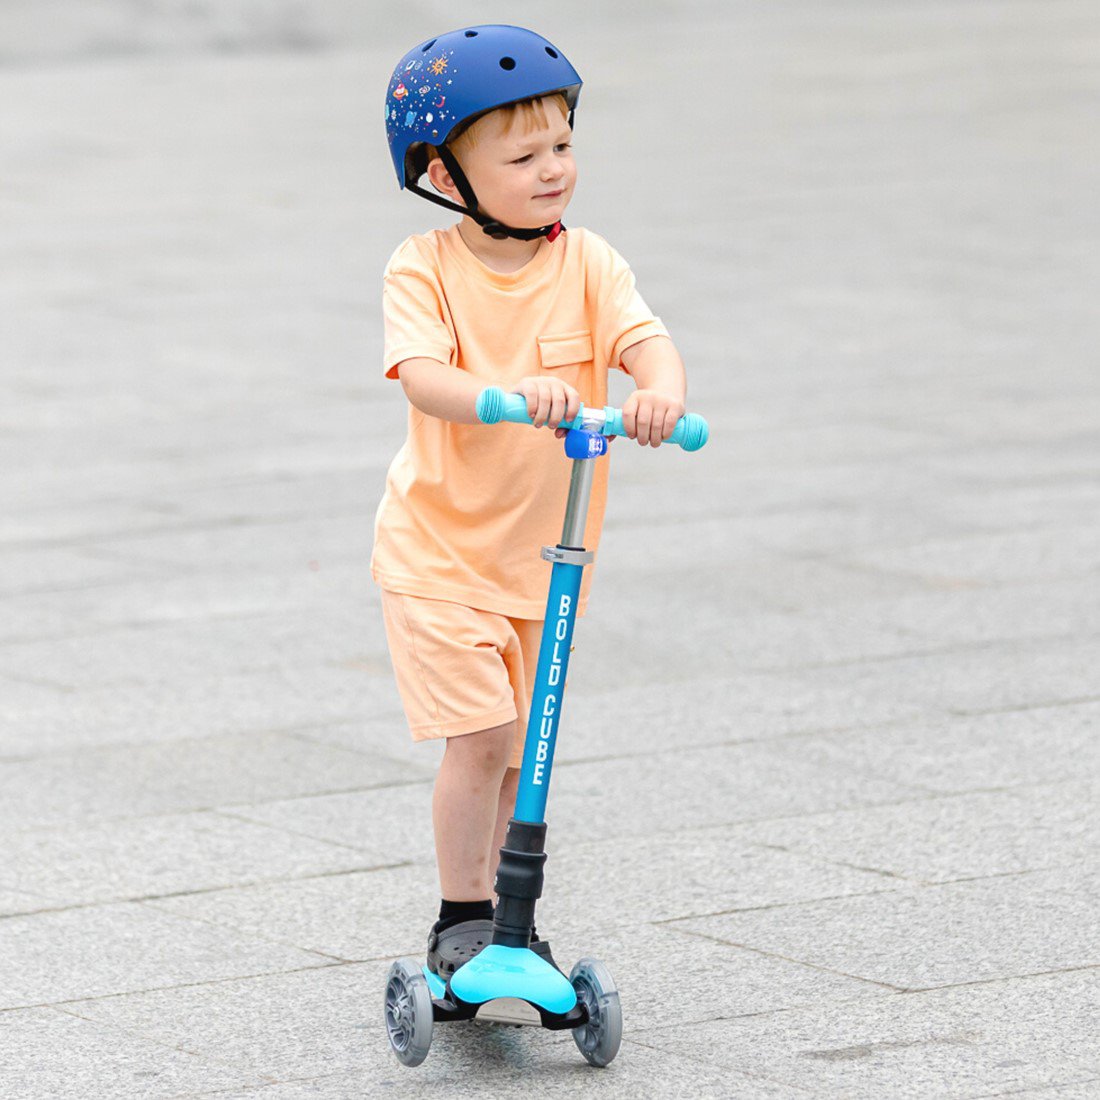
[[537, 330, 593, 389]]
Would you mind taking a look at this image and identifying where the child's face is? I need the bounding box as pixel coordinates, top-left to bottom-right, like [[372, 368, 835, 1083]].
[[454, 100, 576, 230]]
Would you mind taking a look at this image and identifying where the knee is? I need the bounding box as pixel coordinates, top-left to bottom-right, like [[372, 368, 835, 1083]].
[[447, 722, 515, 776]]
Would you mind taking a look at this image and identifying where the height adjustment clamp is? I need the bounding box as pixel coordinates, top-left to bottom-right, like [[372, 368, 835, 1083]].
[[541, 546, 594, 566]]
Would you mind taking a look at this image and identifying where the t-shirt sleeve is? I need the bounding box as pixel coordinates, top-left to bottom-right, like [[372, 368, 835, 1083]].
[[587, 233, 670, 373], [381, 258, 455, 380]]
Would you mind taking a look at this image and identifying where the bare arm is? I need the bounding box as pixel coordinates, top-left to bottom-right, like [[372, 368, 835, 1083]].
[[396, 357, 581, 431], [618, 336, 688, 447], [397, 357, 484, 424]]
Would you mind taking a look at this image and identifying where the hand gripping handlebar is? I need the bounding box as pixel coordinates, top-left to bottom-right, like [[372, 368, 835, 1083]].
[[475, 386, 709, 452]]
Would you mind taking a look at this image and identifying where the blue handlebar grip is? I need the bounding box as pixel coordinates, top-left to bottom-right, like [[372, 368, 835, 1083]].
[[475, 386, 709, 451], [475, 386, 511, 424], [673, 413, 709, 452]]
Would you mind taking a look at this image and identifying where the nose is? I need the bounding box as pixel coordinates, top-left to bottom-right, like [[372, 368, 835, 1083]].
[[540, 155, 565, 182]]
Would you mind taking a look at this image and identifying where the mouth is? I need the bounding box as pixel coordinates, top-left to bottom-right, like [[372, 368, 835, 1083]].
[[535, 189, 565, 199]]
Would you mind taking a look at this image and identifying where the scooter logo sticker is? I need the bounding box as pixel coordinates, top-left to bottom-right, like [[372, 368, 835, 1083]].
[[531, 593, 572, 787]]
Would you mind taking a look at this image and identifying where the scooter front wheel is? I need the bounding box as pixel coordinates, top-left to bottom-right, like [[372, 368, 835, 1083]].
[[569, 957, 622, 1067], [384, 958, 433, 1066]]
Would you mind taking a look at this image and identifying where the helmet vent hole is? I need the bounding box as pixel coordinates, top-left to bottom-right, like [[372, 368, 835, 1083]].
[[499, 56, 516, 70], [545, 47, 558, 58], [464, 30, 478, 37], [421, 39, 436, 52]]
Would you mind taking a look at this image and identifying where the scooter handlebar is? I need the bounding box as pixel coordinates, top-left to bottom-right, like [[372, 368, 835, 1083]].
[[475, 387, 709, 452]]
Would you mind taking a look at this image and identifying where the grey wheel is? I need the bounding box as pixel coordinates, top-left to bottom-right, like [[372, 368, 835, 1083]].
[[384, 958, 434, 1066], [569, 957, 622, 1067]]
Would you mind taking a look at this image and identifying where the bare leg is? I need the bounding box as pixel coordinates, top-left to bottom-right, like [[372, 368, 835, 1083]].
[[433, 722, 515, 901], [489, 766, 521, 894]]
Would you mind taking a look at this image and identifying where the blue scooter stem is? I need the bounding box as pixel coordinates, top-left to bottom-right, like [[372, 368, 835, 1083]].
[[476, 386, 709, 452], [470, 382, 709, 978], [513, 561, 583, 824]]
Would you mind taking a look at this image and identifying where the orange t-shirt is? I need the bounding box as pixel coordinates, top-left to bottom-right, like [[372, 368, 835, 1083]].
[[371, 224, 668, 619]]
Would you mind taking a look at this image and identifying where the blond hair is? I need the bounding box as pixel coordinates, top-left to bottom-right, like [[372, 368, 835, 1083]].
[[424, 93, 569, 166]]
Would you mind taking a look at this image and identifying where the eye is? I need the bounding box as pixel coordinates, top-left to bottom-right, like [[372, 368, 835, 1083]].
[[512, 154, 532, 165], [555, 142, 572, 153]]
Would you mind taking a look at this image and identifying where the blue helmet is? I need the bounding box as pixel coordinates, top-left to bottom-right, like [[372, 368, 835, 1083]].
[[384, 25, 582, 240]]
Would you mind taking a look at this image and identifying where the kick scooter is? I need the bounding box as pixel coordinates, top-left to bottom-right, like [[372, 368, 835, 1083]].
[[384, 386, 709, 1068]]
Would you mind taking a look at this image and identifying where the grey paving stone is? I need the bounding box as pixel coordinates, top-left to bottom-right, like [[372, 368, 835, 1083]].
[[0, 902, 331, 1008], [535, 827, 893, 929], [548, 923, 889, 1033], [0, 545, 164, 598], [63, 959, 808, 1096], [987, 1082, 1100, 1100], [730, 781, 1098, 883], [843, 525, 1100, 588], [146, 865, 439, 962], [682, 497, 978, 559], [153, 467, 380, 527], [594, 555, 927, 639], [0, 672, 76, 721], [0, 887, 54, 917], [144, 832, 893, 979], [2, 0, 1099, 1094], [3, 498, 180, 549], [582, 591, 930, 679], [630, 968, 1100, 1099], [0, 603, 98, 644], [0, 733, 405, 831], [0, 1006, 267, 1099], [176, 1042, 807, 1099], [0, 568, 356, 644], [786, 701, 1100, 795], [832, 579, 1100, 650], [0, 610, 380, 691], [914, 438, 1100, 488], [227, 782, 439, 867], [0, 810, 382, 911], [290, 715, 427, 764], [71, 513, 373, 575], [235, 739, 920, 865], [545, 739, 924, 849], [737, 636, 1100, 718], [932, 480, 1100, 535], [555, 667, 928, 762], [0, 667, 394, 757], [667, 871, 1099, 990]]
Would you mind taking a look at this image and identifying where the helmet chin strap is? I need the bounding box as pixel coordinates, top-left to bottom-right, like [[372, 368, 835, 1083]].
[[407, 143, 565, 243]]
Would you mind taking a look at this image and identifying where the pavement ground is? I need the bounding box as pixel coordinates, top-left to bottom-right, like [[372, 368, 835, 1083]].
[[1, 1, 1098, 1097]]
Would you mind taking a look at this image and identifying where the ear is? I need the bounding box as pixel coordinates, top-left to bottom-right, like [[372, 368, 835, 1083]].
[[426, 157, 458, 201]]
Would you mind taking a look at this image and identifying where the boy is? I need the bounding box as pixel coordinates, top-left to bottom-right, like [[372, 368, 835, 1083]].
[[374, 25, 687, 977]]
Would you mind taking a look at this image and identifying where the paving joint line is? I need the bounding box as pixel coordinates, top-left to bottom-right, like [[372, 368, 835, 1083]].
[[652, 886, 902, 924], [0, 714, 395, 764], [46, 1003, 280, 1085], [620, 1034, 817, 1090], [657, 923, 904, 990], [965, 1075, 1100, 1100], [1, 959, 353, 1014], [133, 903, 353, 965], [0, 861, 414, 922]]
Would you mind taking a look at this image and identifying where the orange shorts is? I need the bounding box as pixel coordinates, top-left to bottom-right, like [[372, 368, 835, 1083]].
[[380, 590, 543, 770]]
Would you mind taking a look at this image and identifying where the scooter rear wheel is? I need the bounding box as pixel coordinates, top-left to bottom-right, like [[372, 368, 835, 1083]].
[[384, 958, 433, 1066], [569, 957, 622, 1067]]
